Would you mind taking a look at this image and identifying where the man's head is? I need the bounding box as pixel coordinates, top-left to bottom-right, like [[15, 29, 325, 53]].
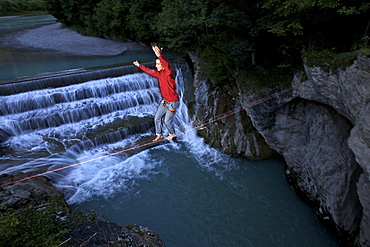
[[155, 59, 164, 71]]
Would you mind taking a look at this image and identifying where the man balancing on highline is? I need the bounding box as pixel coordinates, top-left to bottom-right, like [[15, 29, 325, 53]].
[[133, 44, 179, 141]]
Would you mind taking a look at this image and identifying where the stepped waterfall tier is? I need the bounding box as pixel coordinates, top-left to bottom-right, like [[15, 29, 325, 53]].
[[0, 64, 189, 176]]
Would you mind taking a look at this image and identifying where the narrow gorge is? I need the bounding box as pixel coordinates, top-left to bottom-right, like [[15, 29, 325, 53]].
[[190, 52, 370, 246]]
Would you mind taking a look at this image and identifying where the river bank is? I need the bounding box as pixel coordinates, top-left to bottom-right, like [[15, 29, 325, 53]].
[[0, 15, 157, 80], [1, 22, 149, 56]]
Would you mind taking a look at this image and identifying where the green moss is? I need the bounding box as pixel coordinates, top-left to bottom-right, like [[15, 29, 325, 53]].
[[237, 47, 370, 95], [0, 203, 97, 247], [0, 203, 69, 246], [235, 65, 294, 96], [125, 224, 134, 230], [303, 48, 370, 71]]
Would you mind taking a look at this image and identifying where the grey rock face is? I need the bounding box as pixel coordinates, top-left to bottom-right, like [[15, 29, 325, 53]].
[[188, 51, 276, 159], [246, 54, 370, 246], [297, 55, 370, 246], [190, 52, 370, 246], [0, 174, 69, 213], [268, 99, 362, 233]]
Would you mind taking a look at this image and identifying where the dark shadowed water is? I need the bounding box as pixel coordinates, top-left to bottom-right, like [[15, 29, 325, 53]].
[[0, 15, 339, 247]]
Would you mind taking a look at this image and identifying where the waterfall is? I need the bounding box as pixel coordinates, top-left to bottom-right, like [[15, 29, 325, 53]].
[[0, 62, 221, 204], [0, 65, 140, 96], [0, 67, 160, 137], [0, 64, 194, 176]]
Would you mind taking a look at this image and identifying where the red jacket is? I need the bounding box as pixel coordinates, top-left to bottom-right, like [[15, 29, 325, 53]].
[[139, 55, 179, 101]]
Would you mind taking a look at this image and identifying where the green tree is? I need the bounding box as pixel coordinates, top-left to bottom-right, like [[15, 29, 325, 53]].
[[94, 0, 133, 39], [338, 1, 370, 48], [261, 0, 369, 50], [45, 0, 369, 85], [154, 0, 263, 82], [0, 0, 20, 14], [48, 0, 81, 26], [127, 0, 162, 42], [155, 0, 213, 49], [0, 0, 47, 15], [45, 0, 68, 22], [262, 0, 340, 36]]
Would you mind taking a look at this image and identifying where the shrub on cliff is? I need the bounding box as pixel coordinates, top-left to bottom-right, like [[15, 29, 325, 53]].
[[303, 48, 370, 71]]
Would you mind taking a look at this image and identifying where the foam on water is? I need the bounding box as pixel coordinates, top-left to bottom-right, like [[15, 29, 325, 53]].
[[44, 68, 229, 204]]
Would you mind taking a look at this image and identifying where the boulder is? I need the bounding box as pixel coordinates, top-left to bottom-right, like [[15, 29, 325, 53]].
[[0, 175, 165, 246]]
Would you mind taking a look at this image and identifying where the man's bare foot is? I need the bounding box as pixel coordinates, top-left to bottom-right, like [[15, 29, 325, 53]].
[[153, 135, 163, 142], [166, 134, 176, 140]]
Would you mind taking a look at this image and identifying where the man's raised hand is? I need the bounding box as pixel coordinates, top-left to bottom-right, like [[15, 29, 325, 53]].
[[152, 45, 163, 57]]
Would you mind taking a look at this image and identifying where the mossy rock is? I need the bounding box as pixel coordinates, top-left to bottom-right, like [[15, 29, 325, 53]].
[[0, 174, 69, 214]]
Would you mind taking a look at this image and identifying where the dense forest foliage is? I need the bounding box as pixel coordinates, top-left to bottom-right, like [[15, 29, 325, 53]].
[[44, 0, 370, 85], [0, 0, 47, 16]]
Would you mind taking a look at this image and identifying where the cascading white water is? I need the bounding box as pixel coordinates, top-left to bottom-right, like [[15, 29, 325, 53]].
[[0, 68, 187, 174], [0, 73, 160, 135], [0, 67, 201, 199], [49, 68, 218, 203]]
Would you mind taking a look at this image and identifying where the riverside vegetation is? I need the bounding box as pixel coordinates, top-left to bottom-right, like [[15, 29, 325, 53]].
[[44, 0, 370, 87], [4, 0, 369, 87]]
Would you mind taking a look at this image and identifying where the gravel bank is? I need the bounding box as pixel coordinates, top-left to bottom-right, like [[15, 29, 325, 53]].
[[2, 22, 149, 56]]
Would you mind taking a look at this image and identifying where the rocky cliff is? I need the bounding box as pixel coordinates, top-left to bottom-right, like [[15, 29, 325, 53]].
[[188, 52, 277, 159], [0, 175, 165, 246], [189, 52, 370, 246]]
